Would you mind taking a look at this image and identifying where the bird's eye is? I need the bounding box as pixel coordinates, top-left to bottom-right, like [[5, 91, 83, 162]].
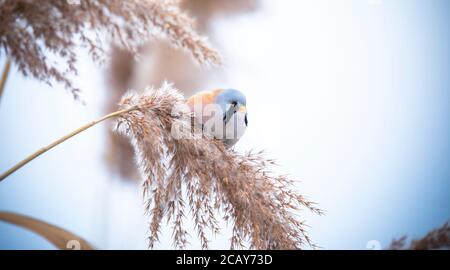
[[231, 101, 237, 107]]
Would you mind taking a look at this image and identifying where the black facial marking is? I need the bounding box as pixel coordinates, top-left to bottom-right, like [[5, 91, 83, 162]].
[[244, 114, 248, 126]]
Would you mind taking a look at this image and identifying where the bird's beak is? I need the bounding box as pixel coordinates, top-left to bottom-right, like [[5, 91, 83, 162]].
[[238, 105, 247, 113]]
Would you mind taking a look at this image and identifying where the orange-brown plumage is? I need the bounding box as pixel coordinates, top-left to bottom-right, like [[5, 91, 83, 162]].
[[187, 88, 223, 107], [186, 88, 248, 147]]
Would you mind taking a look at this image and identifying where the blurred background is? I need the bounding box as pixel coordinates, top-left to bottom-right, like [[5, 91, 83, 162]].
[[0, 0, 449, 249]]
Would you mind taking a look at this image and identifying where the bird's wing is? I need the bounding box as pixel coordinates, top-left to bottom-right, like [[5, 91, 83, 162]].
[[186, 89, 223, 124]]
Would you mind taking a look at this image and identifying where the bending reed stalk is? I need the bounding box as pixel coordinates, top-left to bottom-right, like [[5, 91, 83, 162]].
[[0, 106, 138, 181], [0, 59, 11, 101]]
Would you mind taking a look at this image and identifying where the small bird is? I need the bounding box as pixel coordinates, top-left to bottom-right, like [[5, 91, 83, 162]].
[[187, 88, 248, 147]]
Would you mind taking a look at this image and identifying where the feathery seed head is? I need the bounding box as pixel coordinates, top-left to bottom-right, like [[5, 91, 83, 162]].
[[115, 83, 321, 250]]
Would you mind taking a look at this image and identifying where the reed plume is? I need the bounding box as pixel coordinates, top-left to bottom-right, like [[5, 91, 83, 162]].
[[0, 0, 220, 99], [115, 82, 322, 249], [388, 222, 450, 250]]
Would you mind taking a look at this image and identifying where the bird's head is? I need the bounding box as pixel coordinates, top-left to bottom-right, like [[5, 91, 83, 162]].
[[215, 88, 247, 124]]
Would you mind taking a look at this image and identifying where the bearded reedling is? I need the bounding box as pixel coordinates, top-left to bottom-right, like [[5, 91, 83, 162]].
[[187, 88, 248, 147]]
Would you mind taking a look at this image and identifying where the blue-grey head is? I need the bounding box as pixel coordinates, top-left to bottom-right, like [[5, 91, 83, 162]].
[[215, 88, 248, 126]]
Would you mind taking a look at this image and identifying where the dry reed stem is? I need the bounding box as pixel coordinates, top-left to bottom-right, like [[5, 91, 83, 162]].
[[0, 80, 321, 249], [0, 211, 94, 250], [0, 106, 138, 181], [116, 82, 322, 250], [0, 58, 11, 102]]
